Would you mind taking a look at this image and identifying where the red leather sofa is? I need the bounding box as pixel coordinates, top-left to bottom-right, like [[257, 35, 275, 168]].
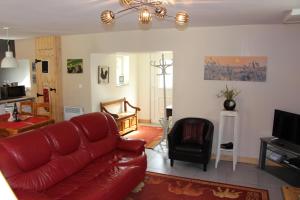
[[0, 112, 147, 200]]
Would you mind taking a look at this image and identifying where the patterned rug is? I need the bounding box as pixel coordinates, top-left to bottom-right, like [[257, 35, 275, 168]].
[[125, 125, 163, 149], [127, 172, 269, 200]]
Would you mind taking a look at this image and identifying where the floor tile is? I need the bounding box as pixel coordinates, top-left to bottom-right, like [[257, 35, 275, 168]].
[[145, 149, 289, 200]]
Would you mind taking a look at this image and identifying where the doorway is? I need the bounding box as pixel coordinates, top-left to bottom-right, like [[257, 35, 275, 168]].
[[90, 51, 173, 125], [150, 52, 173, 124]]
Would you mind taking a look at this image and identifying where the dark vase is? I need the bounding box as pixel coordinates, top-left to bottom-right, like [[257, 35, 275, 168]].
[[224, 99, 236, 111]]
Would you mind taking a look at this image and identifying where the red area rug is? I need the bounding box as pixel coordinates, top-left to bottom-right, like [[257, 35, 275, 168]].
[[125, 125, 163, 149], [127, 172, 269, 200]]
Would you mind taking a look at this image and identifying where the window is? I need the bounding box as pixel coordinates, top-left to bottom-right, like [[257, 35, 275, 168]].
[[116, 55, 129, 86]]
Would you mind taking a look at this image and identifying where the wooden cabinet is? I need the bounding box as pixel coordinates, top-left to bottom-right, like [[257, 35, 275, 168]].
[[35, 36, 63, 122], [118, 115, 137, 135], [100, 98, 140, 135]]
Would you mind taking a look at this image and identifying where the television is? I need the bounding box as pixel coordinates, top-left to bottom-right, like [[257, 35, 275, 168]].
[[272, 109, 300, 146]]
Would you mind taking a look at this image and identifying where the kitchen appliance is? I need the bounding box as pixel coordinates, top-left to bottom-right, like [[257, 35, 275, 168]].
[[0, 86, 26, 99]]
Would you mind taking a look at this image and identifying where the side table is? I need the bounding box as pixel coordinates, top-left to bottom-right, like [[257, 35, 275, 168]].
[[215, 110, 239, 171]]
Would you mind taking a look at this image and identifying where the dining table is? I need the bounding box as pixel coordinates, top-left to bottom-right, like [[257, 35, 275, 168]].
[[0, 114, 54, 137]]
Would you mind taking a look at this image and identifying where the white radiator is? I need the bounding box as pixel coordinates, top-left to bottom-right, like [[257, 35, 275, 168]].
[[64, 106, 84, 120]]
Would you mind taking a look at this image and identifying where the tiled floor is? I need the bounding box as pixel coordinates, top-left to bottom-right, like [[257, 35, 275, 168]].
[[145, 146, 288, 200]]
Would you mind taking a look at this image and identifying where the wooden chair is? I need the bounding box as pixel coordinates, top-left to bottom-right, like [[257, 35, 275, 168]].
[[19, 101, 35, 116], [100, 98, 140, 135], [35, 102, 51, 118]]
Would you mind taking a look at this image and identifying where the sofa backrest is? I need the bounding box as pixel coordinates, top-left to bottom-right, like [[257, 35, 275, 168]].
[[70, 112, 120, 160], [0, 128, 68, 191], [42, 121, 92, 177]]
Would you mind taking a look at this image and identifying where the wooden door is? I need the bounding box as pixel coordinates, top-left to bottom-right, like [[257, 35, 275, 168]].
[[35, 36, 63, 122]]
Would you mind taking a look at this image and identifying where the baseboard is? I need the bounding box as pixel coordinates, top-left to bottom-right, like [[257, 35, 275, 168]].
[[211, 154, 280, 167], [139, 119, 151, 123], [211, 154, 258, 165]]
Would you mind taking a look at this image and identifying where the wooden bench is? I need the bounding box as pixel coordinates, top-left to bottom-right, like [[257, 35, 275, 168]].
[[100, 98, 140, 135]]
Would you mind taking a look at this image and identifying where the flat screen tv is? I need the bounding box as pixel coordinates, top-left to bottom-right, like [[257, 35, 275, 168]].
[[272, 109, 300, 146]]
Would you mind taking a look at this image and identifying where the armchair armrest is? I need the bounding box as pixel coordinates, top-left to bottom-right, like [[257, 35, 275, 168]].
[[101, 107, 119, 119], [167, 120, 182, 149], [125, 101, 141, 111], [118, 138, 145, 153], [202, 122, 214, 155]]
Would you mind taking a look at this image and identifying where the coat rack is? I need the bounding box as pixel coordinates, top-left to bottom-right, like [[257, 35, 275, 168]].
[[150, 54, 172, 143]]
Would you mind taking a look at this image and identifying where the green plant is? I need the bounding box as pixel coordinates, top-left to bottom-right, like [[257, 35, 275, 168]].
[[217, 85, 240, 100]]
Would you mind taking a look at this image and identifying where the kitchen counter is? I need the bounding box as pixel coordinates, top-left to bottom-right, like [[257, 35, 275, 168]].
[[0, 96, 35, 105]]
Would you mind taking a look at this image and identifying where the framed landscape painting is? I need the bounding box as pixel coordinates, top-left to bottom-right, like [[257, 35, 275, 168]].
[[204, 56, 267, 82], [67, 59, 83, 73]]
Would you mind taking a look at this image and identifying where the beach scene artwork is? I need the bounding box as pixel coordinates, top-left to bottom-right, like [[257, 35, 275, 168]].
[[204, 56, 267, 82]]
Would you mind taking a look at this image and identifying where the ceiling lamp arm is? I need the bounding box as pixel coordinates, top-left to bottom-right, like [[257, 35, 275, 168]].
[[100, 0, 189, 26], [115, 3, 144, 15]]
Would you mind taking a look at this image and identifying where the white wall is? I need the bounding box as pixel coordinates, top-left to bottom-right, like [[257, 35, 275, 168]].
[[61, 24, 300, 159], [90, 53, 138, 112], [137, 53, 151, 121], [61, 34, 95, 113]]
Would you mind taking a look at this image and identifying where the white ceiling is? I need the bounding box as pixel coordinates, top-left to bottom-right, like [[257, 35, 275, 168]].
[[0, 0, 299, 38]]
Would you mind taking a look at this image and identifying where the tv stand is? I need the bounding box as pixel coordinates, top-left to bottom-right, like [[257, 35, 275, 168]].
[[259, 137, 300, 186]]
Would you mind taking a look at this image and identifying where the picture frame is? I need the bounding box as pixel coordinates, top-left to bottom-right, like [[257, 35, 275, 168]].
[[31, 62, 36, 72], [204, 56, 267, 82], [98, 66, 109, 84], [67, 59, 83, 73]]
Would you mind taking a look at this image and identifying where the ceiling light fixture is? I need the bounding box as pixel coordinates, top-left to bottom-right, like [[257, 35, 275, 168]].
[[1, 27, 18, 68], [100, 0, 189, 26]]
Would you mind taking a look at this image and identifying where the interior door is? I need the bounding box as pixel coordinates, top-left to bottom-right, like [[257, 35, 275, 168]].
[[35, 36, 63, 121], [150, 52, 173, 124]]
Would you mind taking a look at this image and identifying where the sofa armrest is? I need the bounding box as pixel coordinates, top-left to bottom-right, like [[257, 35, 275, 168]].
[[14, 189, 52, 200], [118, 138, 145, 153]]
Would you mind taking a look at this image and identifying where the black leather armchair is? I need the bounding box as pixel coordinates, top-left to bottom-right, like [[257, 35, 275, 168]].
[[168, 117, 214, 171]]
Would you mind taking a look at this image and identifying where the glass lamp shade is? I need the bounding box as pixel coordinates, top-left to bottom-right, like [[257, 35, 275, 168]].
[[0, 171, 18, 200], [139, 8, 152, 24], [175, 11, 189, 25], [100, 10, 115, 24], [119, 0, 133, 6], [155, 6, 167, 19], [1, 51, 18, 68]]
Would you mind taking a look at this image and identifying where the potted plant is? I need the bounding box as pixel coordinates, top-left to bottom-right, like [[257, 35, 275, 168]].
[[217, 85, 240, 111]]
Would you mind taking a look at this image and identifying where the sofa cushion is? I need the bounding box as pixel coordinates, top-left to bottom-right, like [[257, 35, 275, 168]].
[[71, 113, 119, 159], [182, 120, 205, 145], [45, 166, 145, 200], [43, 121, 81, 155], [175, 143, 204, 153], [8, 160, 66, 191], [71, 113, 109, 142], [0, 130, 51, 171]]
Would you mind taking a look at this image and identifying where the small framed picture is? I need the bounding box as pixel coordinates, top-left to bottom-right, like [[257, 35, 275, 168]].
[[32, 74, 36, 84], [119, 75, 124, 85], [67, 59, 83, 73], [98, 66, 109, 84], [31, 62, 36, 72]]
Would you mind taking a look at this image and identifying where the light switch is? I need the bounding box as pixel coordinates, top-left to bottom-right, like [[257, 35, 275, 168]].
[[78, 84, 83, 88]]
